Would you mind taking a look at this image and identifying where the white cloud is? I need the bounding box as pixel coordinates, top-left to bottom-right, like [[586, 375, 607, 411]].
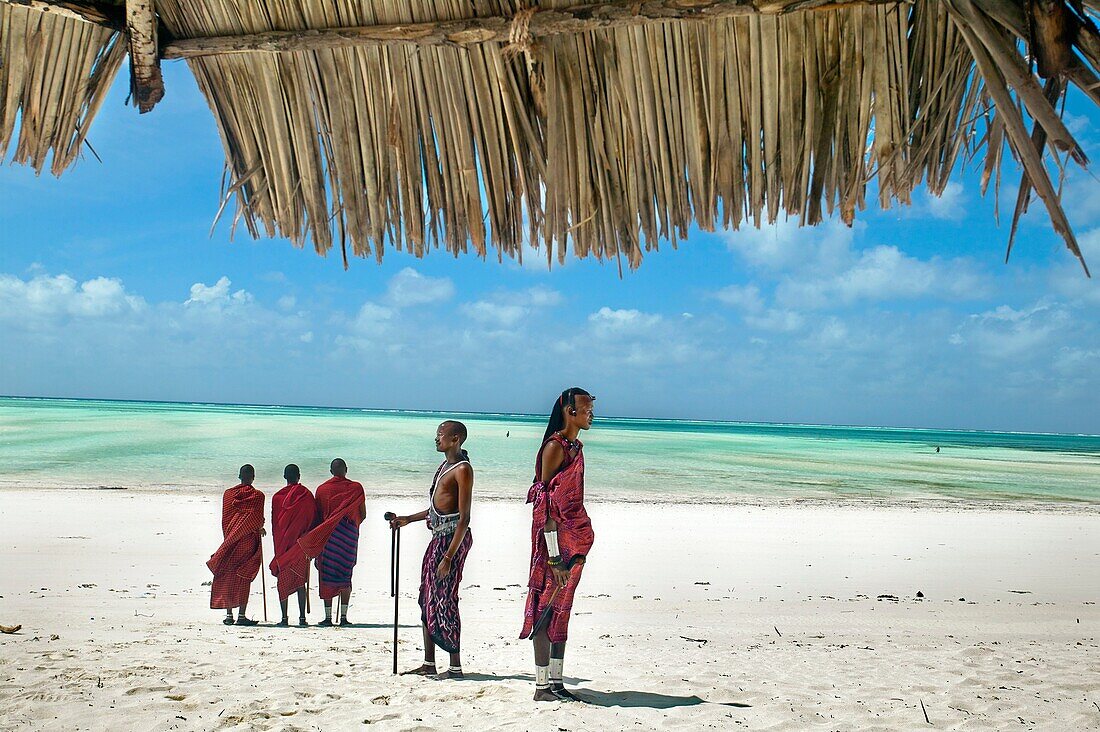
[[277, 295, 297, 311], [587, 307, 662, 336], [725, 216, 988, 310], [352, 302, 394, 336], [726, 218, 856, 273], [745, 308, 805, 332], [462, 301, 527, 328], [459, 286, 562, 329], [185, 276, 252, 306], [922, 182, 967, 221], [1050, 227, 1100, 303], [714, 284, 764, 312], [774, 245, 987, 310], [523, 286, 563, 307], [0, 274, 144, 323], [385, 268, 454, 308], [951, 300, 1071, 359]]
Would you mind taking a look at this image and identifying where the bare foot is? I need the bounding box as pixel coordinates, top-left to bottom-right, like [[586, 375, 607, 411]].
[[400, 664, 438, 676], [533, 688, 562, 702]]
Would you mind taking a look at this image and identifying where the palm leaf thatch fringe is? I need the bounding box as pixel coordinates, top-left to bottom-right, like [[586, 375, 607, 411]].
[[0, 3, 125, 175], [3, 0, 1099, 271]]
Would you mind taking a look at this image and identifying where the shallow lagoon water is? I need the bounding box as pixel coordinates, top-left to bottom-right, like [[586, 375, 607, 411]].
[[1, 397, 1097, 504]]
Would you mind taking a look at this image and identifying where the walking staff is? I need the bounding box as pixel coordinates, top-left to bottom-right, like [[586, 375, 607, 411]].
[[384, 511, 401, 674]]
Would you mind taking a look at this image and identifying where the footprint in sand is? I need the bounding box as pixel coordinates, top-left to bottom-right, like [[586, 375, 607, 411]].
[[125, 685, 172, 695], [26, 691, 64, 702]]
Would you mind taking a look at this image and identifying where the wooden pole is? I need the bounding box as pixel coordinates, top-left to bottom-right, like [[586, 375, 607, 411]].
[[160, 0, 907, 60], [124, 0, 164, 113], [260, 544, 269, 623], [392, 527, 400, 675], [0, 0, 124, 31]]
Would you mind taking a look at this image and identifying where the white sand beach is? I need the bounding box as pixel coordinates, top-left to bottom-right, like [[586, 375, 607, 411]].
[[1, 489, 1098, 730]]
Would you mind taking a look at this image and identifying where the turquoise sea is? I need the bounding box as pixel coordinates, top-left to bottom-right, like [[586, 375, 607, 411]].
[[0, 397, 1098, 505]]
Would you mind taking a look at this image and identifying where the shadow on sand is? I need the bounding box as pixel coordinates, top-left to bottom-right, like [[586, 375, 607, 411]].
[[261, 622, 421, 630], [447, 672, 536, 682], [573, 689, 752, 710]]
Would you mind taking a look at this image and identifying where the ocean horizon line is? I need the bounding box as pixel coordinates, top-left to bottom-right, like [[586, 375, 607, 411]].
[[2, 393, 1098, 439]]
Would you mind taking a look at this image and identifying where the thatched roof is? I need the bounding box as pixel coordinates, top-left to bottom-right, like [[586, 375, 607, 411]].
[[2, 0, 1099, 272]]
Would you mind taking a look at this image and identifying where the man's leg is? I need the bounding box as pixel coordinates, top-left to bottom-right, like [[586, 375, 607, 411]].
[[402, 623, 438, 675], [278, 597, 290, 627], [223, 609, 234, 625], [235, 596, 258, 626], [549, 642, 578, 700], [296, 587, 308, 626], [438, 649, 463, 679], [338, 588, 352, 625], [319, 600, 334, 627], [532, 629, 557, 701]]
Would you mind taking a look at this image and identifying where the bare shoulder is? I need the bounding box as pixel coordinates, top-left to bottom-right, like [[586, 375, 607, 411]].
[[541, 439, 565, 462], [540, 440, 565, 478]]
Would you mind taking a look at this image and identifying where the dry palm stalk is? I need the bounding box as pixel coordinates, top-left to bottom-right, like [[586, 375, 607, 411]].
[[0, 4, 124, 175], [3, 0, 1099, 271]]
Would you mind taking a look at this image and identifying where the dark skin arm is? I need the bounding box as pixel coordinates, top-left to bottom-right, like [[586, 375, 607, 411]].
[[539, 441, 572, 588], [436, 464, 473, 579], [389, 510, 428, 528]]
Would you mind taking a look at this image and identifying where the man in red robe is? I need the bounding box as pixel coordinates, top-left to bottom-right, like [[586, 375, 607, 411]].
[[270, 464, 319, 627], [207, 464, 266, 626], [274, 459, 365, 627]]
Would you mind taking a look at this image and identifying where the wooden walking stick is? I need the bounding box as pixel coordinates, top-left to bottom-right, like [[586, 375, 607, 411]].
[[384, 512, 400, 674], [260, 542, 269, 623]]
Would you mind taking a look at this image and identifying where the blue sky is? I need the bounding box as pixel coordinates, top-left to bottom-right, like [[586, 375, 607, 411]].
[[2, 63, 1099, 433]]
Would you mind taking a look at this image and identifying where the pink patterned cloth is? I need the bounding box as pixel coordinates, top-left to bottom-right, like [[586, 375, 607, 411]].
[[520, 434, 595, 642], [419, 530, 473, 653]]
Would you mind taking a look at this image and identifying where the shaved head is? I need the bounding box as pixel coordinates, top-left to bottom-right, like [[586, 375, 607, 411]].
[[284, 464, 300, 484], [330, 458, 347, 477], [239, 464, 255, 485], [442, 420, 468, 444]]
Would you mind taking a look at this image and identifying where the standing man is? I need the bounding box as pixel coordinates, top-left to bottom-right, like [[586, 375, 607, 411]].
[[270, 464, 319, 627], [312, 459, 366, 626], [389, 421, 474, 679], [521, 388, 596, 701], [207, 464, 266, 626]]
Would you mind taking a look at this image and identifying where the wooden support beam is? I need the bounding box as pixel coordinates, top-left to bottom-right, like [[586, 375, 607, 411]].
[[161, 0, 907, 60], [0, 0, 124, 30], [125, 0, 163, 113]]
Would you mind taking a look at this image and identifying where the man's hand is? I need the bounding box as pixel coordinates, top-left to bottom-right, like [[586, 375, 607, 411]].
[[550, 563, 571, 588], [436, 555, 453, 580], [259, 527, 267, 537], [389, 515, 410, 530]]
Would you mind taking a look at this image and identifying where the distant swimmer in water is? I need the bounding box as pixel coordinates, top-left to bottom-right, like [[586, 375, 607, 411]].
[[507, 431, 510, 437], [935, 446, 941, 453]]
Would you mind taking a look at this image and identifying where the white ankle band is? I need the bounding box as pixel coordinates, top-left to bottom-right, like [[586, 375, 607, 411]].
[[535, 665, 550, 688], [549, 657, 564, 682]]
